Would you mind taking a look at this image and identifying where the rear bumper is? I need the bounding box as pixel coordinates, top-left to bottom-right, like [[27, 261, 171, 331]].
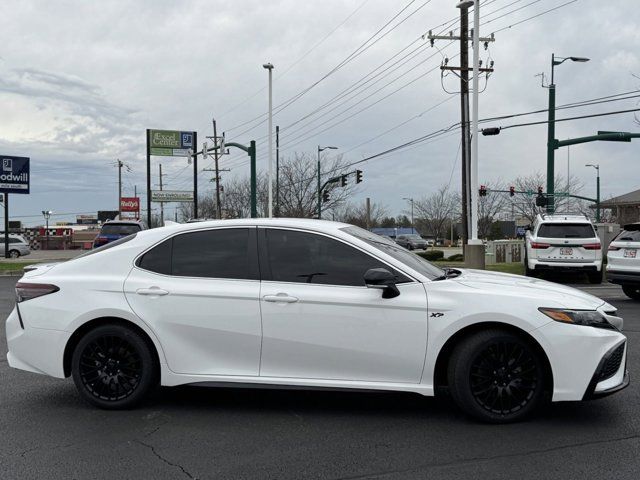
[[5, 307, 68, 378], [606, 269, 640, 286], [530, 259, 601, 272]]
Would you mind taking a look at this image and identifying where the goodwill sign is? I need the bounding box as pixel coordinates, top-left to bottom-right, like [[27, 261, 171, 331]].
[[0, 156, 30, 194]]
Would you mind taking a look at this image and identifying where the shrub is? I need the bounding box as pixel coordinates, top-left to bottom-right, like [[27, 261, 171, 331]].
[[447, 253, 464, 262], [417, 250, 444, 261]]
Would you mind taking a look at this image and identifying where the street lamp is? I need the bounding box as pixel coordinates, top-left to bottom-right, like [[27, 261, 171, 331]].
[[546, 53, 590, 214], [42, 210, 52, 250], [263, 62, 274, 218], [317, 145, 338, 219], [402, 197, 414, 232], [585, 164, 601, 222]]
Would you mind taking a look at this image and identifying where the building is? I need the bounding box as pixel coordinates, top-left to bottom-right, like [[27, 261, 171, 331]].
[[599, 188, 640, 225]]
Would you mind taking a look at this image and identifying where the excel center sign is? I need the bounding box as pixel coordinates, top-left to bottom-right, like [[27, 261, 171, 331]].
[[149, 130, 195, 157]]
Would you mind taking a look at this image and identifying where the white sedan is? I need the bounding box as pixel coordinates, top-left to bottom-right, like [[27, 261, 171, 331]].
[[5, 219, 628, 422]]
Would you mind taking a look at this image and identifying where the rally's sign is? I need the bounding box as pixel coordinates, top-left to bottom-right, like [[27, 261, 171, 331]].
[[0, 156, 30, 194], [151, 190, 194, 202], [149, 130, 194, 156], [120, 197, 140, 212]]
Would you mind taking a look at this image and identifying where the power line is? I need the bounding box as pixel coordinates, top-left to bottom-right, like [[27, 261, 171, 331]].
[[497, 107, 640, 130]]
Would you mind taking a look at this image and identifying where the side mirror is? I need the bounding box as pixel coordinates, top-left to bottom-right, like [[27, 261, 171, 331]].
[[364, 268, 400, 299]]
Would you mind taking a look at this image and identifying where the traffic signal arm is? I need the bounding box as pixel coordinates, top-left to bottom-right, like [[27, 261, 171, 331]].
[[554, 132, 640, 149]]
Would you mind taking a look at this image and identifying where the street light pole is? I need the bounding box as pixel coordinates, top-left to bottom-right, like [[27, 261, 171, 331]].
[[403, 197, 414, 231], [263, 63, 274, 218], [586, 164, 601, 222], [546, 54, 590, 213], [469, 0, 480, 244], [317, 145, 338, 219], [42, 210, 52, 250]]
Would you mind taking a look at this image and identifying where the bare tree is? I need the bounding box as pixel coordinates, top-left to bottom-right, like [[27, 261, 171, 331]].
[[335, 200, 389, 228], [414, 186, 460, 241], [478, 180, 508, 238], [510, 172, 587, 224]]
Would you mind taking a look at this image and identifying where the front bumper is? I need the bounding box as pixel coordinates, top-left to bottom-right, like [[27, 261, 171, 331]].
[[532, 320, 628, 401], [583, 339, 629, 399]]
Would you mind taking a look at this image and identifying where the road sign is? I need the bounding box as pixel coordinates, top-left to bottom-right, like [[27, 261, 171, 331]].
[[149, 130, 195, 156], [151, 190, 194, 202], [0, 156, 30, 194], [120, 197, 140, 212]]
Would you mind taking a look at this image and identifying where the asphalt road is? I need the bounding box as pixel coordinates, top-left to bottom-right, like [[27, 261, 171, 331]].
[[1, 276, 639, 480]]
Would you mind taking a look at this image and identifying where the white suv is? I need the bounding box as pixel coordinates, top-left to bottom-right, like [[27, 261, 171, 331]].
[[525, 214, 602, 283], [607, 223, 640, 299]]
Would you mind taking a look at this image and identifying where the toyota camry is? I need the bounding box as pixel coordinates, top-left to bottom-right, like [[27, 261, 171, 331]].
[[5, 219, 628, 422]]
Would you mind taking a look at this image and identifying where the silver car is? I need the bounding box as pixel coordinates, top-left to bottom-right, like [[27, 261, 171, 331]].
[[3, 235, 31, 258], [395, 234, 428, 250]]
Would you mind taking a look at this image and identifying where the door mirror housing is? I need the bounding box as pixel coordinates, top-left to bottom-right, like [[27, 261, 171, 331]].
[[364, 268, 400, 299]]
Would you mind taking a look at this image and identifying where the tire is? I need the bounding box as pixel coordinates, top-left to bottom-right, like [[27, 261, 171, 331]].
[[447, 329, 546, 423], [407, 244, 414, 251], [71, 324, 158, 409], [622, 285, 640, 300], [9, 250, 20, 258], [588, 270, 603, 284], [524, 253, 536, 277]]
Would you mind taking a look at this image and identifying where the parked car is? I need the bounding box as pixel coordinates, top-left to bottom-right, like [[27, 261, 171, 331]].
[[1, 234, 31, 258], [607, 223, 640, 300], [395, 233, 428, 250], [7, 219, 627, 423], [524, 214, 602, 283], [93, 220, 145, 248]]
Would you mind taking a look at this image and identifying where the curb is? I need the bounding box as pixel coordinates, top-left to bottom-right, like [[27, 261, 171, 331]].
[[0, 271, 23, 277]]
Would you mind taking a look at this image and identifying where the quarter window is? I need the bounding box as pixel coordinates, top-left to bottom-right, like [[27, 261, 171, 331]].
[[264, 229, 409, 286]]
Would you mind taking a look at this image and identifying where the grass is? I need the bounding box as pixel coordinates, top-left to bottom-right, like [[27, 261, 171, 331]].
[[434, 260, 525, 276]]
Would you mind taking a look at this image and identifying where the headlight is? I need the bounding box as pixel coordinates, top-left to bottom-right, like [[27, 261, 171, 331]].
[[538, 308, 614, 329]]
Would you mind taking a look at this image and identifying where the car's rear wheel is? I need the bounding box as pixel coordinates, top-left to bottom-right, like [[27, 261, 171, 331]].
[[588, 270, 603, 284], [447, 329, 545, 423], [9, 249, 20, 258], [622, 285, 640, 300], [71, 324, 157, 409]]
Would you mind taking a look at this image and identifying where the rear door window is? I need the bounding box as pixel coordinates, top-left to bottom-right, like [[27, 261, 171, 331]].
[[537, 223, 595, 239]]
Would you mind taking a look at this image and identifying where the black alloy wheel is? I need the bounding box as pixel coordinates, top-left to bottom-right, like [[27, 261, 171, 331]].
[[448, 329, 545, 423], [72, 324, 157, 409]]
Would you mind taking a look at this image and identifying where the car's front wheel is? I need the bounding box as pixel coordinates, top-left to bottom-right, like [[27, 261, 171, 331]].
[[447, 329, 546, 423], [71, 324, 158, 409], [9, 249, 20, 258], [622, 284, 640, 300]]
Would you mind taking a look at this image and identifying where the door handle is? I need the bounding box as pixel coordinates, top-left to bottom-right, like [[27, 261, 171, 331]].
[[136, 287, 169, 296], [263, 293, 299, 303]]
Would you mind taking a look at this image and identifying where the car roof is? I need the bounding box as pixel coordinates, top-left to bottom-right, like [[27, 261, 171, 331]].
[[535, 213, 592, 224]]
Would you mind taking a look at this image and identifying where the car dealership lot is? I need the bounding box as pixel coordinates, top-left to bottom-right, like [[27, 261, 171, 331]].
[[1, 276, 639, 480]]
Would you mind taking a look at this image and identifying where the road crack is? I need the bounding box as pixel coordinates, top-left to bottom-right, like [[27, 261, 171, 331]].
[[334, 433, 640, 479], [134, 439, 196, 479]]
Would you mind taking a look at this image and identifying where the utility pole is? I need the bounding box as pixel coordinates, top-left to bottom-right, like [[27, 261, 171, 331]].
[[213, 119, 222, 219], [366, 197, 371, 230], [276, 125, 280, 217], [263, 63, 274, 218], [204, 167, 231, 217], [427, 2, 494, 263], [117, 159, 123, 216]]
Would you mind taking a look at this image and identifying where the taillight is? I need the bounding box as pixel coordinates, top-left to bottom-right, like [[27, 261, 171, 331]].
[[94, 236, 108, 246], [15, 283, 59, 303], [583, 243, 601, 250], [531, 242, 550, 249], [608, 245, 621, 251]]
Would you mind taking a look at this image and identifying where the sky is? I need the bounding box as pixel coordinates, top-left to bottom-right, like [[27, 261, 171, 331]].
[[0, 0, 639, 226]]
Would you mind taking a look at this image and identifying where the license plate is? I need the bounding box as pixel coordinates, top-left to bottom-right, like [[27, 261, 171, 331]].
[[560, 247, 573, 256], [624, 249, 637, 258]]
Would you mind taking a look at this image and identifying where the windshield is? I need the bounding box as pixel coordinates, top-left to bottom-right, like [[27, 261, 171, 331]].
[[537, 223, 595, 239], [101, 223, 142, 236], [342, 226, 444, 280]]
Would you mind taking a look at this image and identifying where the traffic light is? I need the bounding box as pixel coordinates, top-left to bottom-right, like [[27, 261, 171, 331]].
[[341, 175, 348, 187], [509, 186, 515, 197], [535, 186, 547, 207], [479, 185, 487, 197], [355, 170, 363, 184], [322, 190, 330, 202]]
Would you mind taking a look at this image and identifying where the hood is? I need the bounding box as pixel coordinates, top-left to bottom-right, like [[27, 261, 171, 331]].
[[453, 268, 607, 310]]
